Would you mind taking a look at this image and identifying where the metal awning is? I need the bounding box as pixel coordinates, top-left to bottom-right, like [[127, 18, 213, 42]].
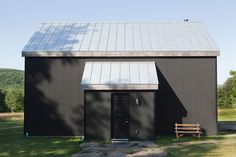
[[81, 62, 159, 90]]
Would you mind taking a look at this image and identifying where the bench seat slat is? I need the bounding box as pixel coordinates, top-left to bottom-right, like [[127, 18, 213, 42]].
[[175, 124, 200, 127], [175, 131, 202, 134], [175, 127, 199, 130]]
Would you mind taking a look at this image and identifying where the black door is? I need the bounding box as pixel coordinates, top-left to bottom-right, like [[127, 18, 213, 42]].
[[111, 93, 129, 139]]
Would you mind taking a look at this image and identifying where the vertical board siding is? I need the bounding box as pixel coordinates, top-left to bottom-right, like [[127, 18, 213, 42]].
[[155, 58, 217, 135], [25, 57, 217, 137], [85, 91, 111, 140], [25, 58, 84, 136], [129, 92, 155, 140]]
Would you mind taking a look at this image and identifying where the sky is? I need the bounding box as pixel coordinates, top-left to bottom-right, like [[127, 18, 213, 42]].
[[0, 0, 235, 84]]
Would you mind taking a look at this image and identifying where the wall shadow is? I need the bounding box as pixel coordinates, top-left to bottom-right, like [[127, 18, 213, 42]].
[[155, 66, 187, 135], [25, 58, 69, 136], [25, 58, 85, 136], [84, 91, 111, 140]]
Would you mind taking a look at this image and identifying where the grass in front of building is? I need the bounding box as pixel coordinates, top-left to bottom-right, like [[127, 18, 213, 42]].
[[155, 131, 236, 157], [1, 108, 236, 157], [155, 108, 236, 157], [0, 113, 82, 157]]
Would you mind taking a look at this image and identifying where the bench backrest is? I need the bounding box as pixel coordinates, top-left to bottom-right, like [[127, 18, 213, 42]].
[[175, 123, 201, 131]]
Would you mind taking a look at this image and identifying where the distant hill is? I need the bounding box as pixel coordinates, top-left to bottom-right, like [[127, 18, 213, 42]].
[[0, 69, 24, 89]]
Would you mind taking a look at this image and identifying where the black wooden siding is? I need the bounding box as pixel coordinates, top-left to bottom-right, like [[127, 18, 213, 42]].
[[24, 57, 217, 138], [85, 91, 155, 140], [129, 92, 155, 140]]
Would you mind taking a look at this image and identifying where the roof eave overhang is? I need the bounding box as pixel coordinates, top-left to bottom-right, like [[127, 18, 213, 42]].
[[22, 50, 220, 57], [81, 84, 159, 90]]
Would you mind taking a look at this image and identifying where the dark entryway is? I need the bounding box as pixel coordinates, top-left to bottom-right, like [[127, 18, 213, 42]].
[[85, 91, 156, 140], [111, 93, 129, 139]]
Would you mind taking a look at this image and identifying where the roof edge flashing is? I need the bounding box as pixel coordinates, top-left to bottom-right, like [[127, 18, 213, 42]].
[[22, 51, 220, 57], [81, 84, 159, 90]]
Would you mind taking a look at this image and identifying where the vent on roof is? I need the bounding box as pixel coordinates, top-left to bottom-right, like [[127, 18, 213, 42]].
[[184, 19, 189, 22]]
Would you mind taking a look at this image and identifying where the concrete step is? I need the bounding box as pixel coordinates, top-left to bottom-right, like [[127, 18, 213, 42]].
[[112, 138, 129, 144]]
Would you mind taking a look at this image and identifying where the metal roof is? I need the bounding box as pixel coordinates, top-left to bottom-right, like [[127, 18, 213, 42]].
[[22, 22, 220, 57], [81, 62, 159, 90]]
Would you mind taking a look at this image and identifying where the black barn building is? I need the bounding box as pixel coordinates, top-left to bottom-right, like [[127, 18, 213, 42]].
[[22, 22, 220, 140]]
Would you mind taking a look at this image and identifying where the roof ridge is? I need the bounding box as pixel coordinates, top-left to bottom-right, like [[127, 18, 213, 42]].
[[40, 21, 202, 24]]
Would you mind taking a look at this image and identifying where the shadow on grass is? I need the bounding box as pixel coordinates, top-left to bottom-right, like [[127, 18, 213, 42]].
[[218, 121, 236, 133], [155, 135, 222, 147], [155, 131, 236, 157], [218, 121, 236, 125], [166, 143, 217, 157], [0, 121, 83, 157]]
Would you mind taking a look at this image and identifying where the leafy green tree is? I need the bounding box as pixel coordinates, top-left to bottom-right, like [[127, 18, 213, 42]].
[[4, 88, 24, 112], [230, 70, 236, 97], [0, 89, 8, 112], [218, 71, 236, 108]]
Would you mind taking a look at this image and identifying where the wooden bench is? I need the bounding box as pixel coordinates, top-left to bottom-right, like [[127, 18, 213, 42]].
[[175, 123, 202, 139]]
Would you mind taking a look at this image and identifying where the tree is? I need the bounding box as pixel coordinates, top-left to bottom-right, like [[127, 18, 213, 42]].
[[218, 71, 236, 108], [0, 89, 8, 112], [230, 70, 236, 97], [4, 88, 24, 112]]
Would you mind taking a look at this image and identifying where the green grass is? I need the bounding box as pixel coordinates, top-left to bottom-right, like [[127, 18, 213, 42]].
[[0, 120, 83, 157], [1, 108, 236, 156], [155, 132, 236, 157], [154, 108, 236, 157], [218, 108, 236, 121]]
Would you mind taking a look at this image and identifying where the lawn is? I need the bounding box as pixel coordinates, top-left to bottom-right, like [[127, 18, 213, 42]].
[[218, 108, 236, 121], [1, 109, 236, 157], [155, 108, 236, 157], [155, 132, 236, 157], [0, 113, 82, 157]]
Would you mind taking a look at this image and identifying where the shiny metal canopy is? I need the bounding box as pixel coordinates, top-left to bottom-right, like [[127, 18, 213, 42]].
[[81, 62, 159, 90], [22, 22, 219, 57]]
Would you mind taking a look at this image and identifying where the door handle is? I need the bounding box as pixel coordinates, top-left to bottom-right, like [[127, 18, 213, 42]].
[[125, 121, 129, 123]]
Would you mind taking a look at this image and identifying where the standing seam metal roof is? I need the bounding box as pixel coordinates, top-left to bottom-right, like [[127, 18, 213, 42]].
[[22, 22, 220, 57], [81, 62, 159, 90]]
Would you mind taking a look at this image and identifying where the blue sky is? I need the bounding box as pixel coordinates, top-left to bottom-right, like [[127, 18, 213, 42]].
[[0, 0, 235, 84]]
